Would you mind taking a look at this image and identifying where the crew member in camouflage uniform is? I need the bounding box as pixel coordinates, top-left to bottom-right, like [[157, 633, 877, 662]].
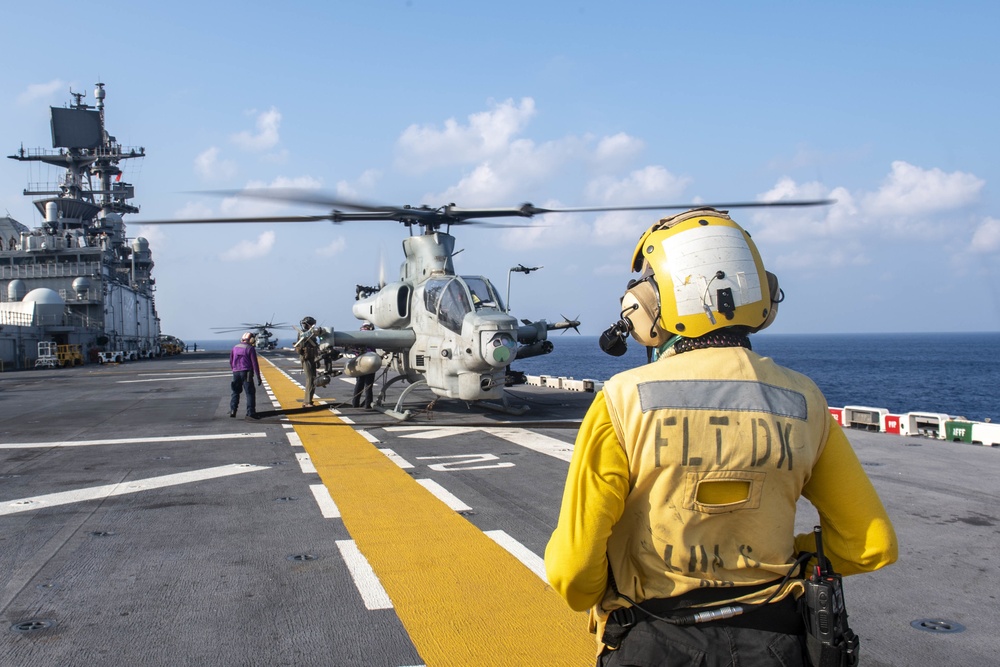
[[295, 316, 319, 406]]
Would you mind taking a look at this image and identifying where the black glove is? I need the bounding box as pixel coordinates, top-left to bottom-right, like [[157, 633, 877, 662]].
[[257, 377, 263, 386]]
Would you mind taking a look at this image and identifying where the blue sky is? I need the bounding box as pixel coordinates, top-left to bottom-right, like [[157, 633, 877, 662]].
[[3, 1, 998, 341]]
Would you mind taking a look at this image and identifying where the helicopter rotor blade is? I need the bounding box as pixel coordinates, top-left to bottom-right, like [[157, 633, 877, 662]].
[[137, 193, 834, 228], [520, 199, 836, 216], [137, 214, 335, 225], [197, 188, 399, 213]]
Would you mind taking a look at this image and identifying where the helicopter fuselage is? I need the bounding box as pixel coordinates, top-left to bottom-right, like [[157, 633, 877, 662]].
[[343, 230, 522, 401], [352, 271, 519, 401]]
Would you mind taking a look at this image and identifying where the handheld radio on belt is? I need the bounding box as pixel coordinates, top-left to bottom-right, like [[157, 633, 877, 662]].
[[801, 526, 860, 667]]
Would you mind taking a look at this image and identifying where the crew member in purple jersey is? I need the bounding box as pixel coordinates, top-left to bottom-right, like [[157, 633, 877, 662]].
[[230, 331, 263, 420]]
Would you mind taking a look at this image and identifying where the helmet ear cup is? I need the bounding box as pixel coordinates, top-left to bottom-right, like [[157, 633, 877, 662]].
[[621, 278, 669, 347], [755, 271, 782, 332]]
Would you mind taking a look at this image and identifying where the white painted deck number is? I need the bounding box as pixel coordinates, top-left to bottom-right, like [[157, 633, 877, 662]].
[[417, 453, 515, 471]]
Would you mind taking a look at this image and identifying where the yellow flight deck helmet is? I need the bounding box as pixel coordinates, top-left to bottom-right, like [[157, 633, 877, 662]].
[[622, 207, 781, 345]]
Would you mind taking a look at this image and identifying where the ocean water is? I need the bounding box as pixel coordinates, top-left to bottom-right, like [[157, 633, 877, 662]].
[[192, 332, 1000, 423], [513, 332, 1000, 423]]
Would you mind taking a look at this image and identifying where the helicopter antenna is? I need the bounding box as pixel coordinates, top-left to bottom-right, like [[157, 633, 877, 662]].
[[507, 264, 543, 313]]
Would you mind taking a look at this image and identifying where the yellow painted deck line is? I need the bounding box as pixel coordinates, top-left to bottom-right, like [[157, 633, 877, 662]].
[[260, 359, 594, 666]]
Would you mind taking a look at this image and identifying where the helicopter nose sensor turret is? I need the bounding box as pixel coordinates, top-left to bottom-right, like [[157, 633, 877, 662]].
[[482, 332, 517, 368]]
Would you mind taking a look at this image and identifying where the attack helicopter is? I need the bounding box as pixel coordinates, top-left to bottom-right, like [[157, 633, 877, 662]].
[[142, 190, 831, 419], [212, 318, 292, 350]]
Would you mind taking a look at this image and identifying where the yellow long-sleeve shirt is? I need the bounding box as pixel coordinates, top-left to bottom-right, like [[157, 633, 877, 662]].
[[545, 348, 898, 627]]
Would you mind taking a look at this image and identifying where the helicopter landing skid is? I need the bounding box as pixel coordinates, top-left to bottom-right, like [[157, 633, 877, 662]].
[[476, 395, 530, 417], [371, 375, 422, 421]]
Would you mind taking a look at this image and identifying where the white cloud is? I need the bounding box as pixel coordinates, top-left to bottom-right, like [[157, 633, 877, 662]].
[[242, 175, 323, 191], [591, 210, 655, 246], [593, 133, 644, 165], [231, 107, 282, 152], [169, 176, 324, 225], [174, 201, 216, 220], [316, 236, 348, 257], [581, 166, 693, 244], [224, 175, 324, 217], [17, 80, 65, 105], [586, 165, 691, 204], [862, 160, 983, 216], [396, 98, 537, 171], [194, 146, 238, 180], [220, 231, 276, 261], [969, 217, 1000, 254], [748, 160, 988, 261], [335, 169, 382, 200], [130, 225, 167, 249], [436, 162, 505, 203], [750, 182, 860, 245], [441, 159, 689, 250], [428, 136, 586, 206], [757, 176, 830, 204], [401, 99, 637, 208], [499, 202, 585, 250]]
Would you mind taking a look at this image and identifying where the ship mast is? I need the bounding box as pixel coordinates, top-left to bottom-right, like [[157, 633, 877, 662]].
[[8, 82, 146, 246]]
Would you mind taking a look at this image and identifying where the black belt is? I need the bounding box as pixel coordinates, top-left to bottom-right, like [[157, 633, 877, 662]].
[[696, 595, 803, 634], [638, 580, 781, 615], [607, 582, 804, 640]]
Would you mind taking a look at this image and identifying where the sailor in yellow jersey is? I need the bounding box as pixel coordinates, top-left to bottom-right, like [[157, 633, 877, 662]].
[[545, 208, 897, 666]]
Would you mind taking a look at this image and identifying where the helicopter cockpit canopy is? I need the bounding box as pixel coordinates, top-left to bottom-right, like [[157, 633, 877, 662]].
[[423, 276, 505, 334], [463, 276, 504, 311]]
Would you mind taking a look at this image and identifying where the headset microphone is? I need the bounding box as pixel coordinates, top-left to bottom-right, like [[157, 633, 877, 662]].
[[599, 322, 629, 356], [599, 304, 638, 357]]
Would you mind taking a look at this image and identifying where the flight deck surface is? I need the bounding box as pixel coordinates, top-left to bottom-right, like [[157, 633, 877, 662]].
[[1, 351, 997, 666]]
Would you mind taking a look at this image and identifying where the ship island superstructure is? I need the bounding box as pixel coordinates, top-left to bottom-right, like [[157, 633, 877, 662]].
[[0, 83, 170, 369]]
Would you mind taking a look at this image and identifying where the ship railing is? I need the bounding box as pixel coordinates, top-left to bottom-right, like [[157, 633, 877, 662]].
[[12, 145, 144, 160], [61, 309, 102, 331], [33, 313, 68, 326], [92, 144, 145, 159], [58, 288, 101, 302], [0, 311, 34, 327], [11, 147, 57, 159], [0, 261, 102, 280], [22, 181, 63, 194]]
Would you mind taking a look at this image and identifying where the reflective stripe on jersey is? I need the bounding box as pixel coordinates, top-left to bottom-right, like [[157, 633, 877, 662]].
[[638, 380, 808, 420]]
